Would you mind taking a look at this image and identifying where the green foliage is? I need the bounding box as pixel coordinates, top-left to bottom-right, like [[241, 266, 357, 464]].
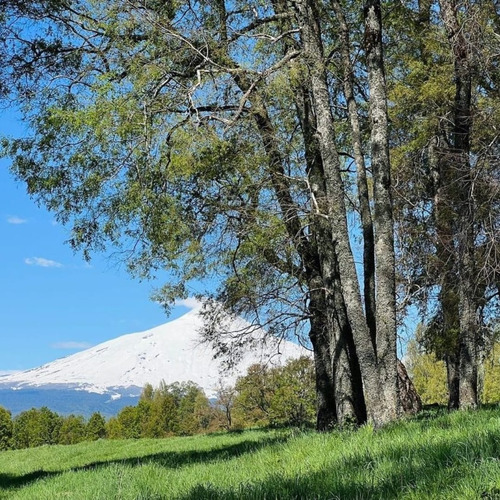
[[234, 357, 316, 428], [1, 410, 500, 499], [268, 357, 316, 427], [58, 414, 86, 445], [109, 381, 217, 439], [86, 412, 106, 441], [405, 340, 448, 406], [12, 407, 62, 449], [115, 406, 143, 440], [105, 416, 123, 440], [0, 406, 13, 450], [176, 383, 212, 436], [234, 364, 273, 427], [483, 343, 500, 404], [406, 336, 500, 406]]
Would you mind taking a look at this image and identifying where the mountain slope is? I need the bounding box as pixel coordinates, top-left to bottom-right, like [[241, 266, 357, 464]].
[[0, 307, 309, 400]]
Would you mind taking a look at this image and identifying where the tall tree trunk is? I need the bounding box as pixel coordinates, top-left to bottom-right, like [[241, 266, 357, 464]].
[[309, 285, 338, 430], [330, 0, 376, 346], [430, 135, 461, 409], [364, 0, 400, 422], [295, 80, 366, 427], [297, 0, 393, 427], [446, 355, 460, 409], [438, 0, 477, 408]]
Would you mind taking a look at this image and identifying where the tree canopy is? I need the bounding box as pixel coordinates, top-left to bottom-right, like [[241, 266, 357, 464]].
[[1, 0, 498, 428]]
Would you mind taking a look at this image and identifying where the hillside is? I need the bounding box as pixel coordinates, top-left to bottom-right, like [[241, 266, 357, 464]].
[[0, 408, 499, 499], [0, 307, 309, 415]]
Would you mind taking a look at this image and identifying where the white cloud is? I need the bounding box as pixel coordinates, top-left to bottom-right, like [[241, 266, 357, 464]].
[[25, 257, 63, 268], [7, 216, 27, 224], [0, 370, 20, 377], [51, 341, 92, 350], [175, 297, 204, 310]]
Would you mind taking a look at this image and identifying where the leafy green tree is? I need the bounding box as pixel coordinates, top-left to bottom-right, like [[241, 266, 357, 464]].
[[0, 406, 13, 450], [389, 0, 500, 409], [105, 417, 123, 440], [177, 383, 211, 436], [406, 340, 448, 406], [58, 414, 86, 445], [234, 364, 274, 428], [141, 382, 180, 438], [269, 357, 316, 427], [483, 343, 500, 404], [232, 358, 316, 428], [86, 412, 107, 441], [116, 406, 142, 440], [12, 407, 62, 449], [11, 0, 498, 427]]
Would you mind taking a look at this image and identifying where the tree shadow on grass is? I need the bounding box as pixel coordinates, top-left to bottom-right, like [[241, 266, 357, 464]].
[[178, 425, 500, 500], [0, 433, 290, 493]]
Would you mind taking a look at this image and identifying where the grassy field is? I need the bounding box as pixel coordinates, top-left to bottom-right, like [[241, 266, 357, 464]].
[[0, 408, 499, 499]]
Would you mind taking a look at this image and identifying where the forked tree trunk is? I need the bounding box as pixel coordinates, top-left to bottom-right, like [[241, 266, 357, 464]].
[[330, 0, 377, 346], [298, 0, 397, 427]]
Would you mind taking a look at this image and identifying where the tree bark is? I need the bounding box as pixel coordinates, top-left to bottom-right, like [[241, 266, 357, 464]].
[[397, 360, 422, 415], [309, 284, 338, 430], [295, 79, 366, 427], [364, 0, 400, 423], [445, 354, 460, 409], [297, 0, 395, 427], [330, 0, 376, 346], [438, 0, 478, 408]]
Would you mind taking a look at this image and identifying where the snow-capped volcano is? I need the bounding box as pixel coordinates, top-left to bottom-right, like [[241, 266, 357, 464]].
[[0, 306, 309, 399]]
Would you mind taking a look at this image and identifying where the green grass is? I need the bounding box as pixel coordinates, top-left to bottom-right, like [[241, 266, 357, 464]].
[[1, 409, 500, 499]]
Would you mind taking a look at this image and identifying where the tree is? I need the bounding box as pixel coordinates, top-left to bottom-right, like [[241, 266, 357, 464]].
[[176, 383, 212, 435], [115, 406, 142, 439], [389, 0, 500, 410], [406, 340, 448, 406], [234, 364, 274, 428], [105, 417, 123, 440], [1, 0, 439, 428], [86, 412, 107, 441], [141, 382, 180, 437], [0, 406, 13, 450], [215, 384, 236, 430], [12, 407, 62, 449], [268, 357, 316, 427], [58, 414, 86, 445], [232, 358, 316, 428]]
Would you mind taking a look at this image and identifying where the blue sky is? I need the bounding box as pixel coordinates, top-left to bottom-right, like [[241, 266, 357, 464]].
[[0, 113, 199, 372]]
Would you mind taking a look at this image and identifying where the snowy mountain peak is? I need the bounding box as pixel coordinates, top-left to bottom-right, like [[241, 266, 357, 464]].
[[1, 309, 309, 398]]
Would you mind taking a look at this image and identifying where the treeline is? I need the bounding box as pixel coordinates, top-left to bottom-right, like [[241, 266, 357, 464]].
[[407, 340, 500, 406], [0, 357, 315, 450], [0, 406, 106, 450]]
